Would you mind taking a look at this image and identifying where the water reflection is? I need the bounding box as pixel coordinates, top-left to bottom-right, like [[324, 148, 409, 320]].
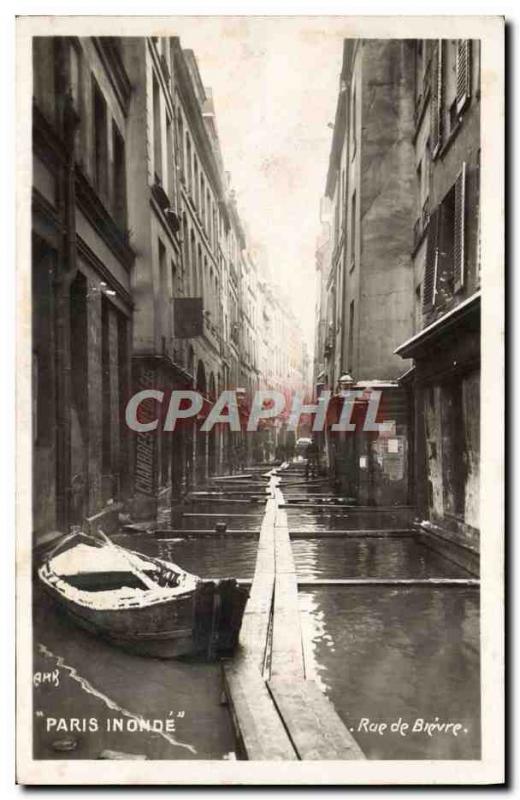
[[114, 532, 258, 580], [291, 537, 470, 579], [299, 586, 480, 759], [285, 509, 413, 531]]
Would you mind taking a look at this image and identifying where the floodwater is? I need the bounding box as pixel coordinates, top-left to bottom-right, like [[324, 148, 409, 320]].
[[114, 532, 258, 580], [291, 536, 471, 579], [33, 586, 235, 760], [33, 487, 480, 761], [32, 495, 263, 760], [285, 509, 414, 531], [299, 586, 480, 759]]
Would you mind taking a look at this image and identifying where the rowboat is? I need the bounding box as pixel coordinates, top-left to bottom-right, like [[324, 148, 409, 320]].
[[38, 531, 249, 659]]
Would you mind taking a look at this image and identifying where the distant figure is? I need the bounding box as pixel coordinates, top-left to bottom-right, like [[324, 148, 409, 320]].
[[305, 439, 319, 479], [275, 442, 286, 464]]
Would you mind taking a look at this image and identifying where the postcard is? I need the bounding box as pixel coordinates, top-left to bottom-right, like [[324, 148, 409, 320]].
[[16, 14, 504, 785]]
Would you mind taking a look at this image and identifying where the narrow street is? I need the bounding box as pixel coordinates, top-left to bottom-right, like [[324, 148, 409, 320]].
[[29, 31, 484, 768]]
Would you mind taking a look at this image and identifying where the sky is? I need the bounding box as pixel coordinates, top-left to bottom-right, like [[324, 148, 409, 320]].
[[171, 17, 345, 352]]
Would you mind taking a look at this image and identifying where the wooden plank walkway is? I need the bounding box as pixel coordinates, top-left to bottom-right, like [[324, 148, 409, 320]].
[[268, 678, 365, 760], [223, 659, 297, 760], [222, 472, 365, 761], [296, 577, 480, 587], [271, 485, 305, 680], [288, 529, 414, 538]]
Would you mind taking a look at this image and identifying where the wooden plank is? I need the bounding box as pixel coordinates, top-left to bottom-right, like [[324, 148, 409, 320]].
[[239, 611, 271, 670], [270, 489, 305, 679], [222, 660, 297, 762], [268, 678, 365, 760], [296, 578, 480, 587], [289, 529, 413, 538], [238, 486, 276, 669], [271, 572, 305, 680], [155, 530, 259, 539]]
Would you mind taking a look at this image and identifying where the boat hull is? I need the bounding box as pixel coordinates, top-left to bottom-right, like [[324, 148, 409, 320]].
[[41, 578, 249, 659]]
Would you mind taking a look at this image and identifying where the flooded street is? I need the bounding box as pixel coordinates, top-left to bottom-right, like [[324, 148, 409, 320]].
[[34, 488, 480, 761], [33, 585, 235, 760], [291, 535, 472, 580], [299, 586, 480, 760]]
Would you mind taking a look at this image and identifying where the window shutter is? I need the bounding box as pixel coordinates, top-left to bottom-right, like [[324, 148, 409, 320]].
[[430, 41, 443, 159], [453, 162, 466, 292], [422, 207, 439, 312], [456, 40, 471, 113]]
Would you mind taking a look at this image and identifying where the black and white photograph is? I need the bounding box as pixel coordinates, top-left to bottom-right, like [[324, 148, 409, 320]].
[[15, 14, 504, 785]]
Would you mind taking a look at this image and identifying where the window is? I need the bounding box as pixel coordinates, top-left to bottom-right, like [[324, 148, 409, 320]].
[[166, 114, 174, 202], [190, 230, 196, 294], [33, 38, 56, 122], [197, 243, 203, 298], [348, 300, 355, 373], [350, 85, 357, 159], [93, 79, 108, 198], [101, 297, 111, 476], [185, 132, 192, 192], [112, 124, 127, 230], [177, 113, 184, 180], [153, 73, 162, 183], [415, 40, 424, 104], [183, 215, 189, 274], [456, 40, 472, 114], [69, 42, 81, 111], [158, 239, 169, 345], [349, 191, 357, 268], [194, 157, 199, 208], [430, 40, 443, 158], [422, 163, 466, 311]]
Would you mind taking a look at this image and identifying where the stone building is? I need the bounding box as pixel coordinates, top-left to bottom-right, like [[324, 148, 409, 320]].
[[395, 40, 481, 564], [314, 39, 417, 504], [121, 36, 185, 517], [32, 34, 314, 540], [32, 36, 135, 542]]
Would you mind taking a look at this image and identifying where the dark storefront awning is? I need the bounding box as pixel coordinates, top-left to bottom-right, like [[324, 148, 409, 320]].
[[394, 292, 481, 360]]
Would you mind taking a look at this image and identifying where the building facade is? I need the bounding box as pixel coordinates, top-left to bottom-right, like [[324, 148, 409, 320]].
[[33, 37, 135, 542], [395, 39, 481, 561], [314, 37, 480, 559], [314, 40, 417, 504], [32, 34, 310, 540]]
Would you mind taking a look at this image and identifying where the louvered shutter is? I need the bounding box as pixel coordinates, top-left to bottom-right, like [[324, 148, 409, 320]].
[[456, 40, 471, 113], [430, 41, 443, 159], [422, 207, 440, 312], [453, 163, 466, 292]]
